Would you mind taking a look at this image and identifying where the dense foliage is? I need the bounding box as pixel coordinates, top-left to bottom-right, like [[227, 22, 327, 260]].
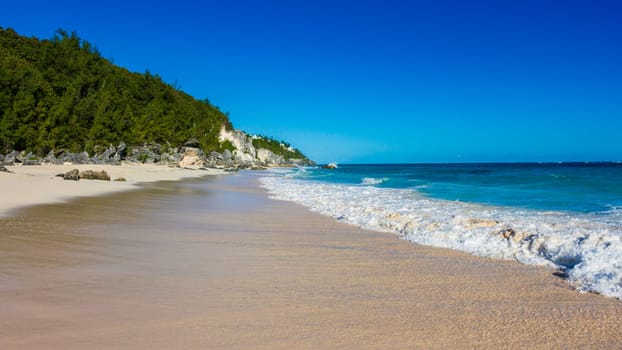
[[0, 27, 233, 155], [252, 136, 307, 160]]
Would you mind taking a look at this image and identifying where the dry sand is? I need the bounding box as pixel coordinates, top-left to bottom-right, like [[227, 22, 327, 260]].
[[1, 172, 621, 349], [0, 163, 225, 217]]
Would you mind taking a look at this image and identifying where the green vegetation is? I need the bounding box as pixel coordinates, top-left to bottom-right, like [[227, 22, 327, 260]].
[[219, 139, 235, 152], [0, 27, 233, 155], [252, 136, 306, 160]]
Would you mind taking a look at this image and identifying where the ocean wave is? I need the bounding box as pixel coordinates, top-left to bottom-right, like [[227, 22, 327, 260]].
[[361, 177, 386, 186], [259, 175, 622, 300]]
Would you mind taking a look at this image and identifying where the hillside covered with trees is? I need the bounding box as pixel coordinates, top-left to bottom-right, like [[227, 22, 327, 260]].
[[0, 27, 309, 165]]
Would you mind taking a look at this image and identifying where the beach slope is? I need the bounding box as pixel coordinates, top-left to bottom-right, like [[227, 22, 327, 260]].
[[0, 164, 224, 217], [1, 172, 621, 349]]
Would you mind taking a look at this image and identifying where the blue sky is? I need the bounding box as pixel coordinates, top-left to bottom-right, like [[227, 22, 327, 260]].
[[2, 0, 621, 163]]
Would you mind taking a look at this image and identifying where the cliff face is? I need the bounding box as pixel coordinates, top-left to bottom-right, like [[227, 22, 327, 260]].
[[215, 128, 313, 168]]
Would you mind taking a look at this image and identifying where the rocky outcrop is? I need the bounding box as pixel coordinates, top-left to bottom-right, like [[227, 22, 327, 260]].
[[0, 128, 314, 170], [1, 151, 19, 165], [179, 147, 205, 167], [126, 143, 161, 164], [213, 127, 314, 168]]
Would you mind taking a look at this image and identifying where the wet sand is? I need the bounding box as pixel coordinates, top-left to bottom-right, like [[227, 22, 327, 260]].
[[1, 172, 621, 349]]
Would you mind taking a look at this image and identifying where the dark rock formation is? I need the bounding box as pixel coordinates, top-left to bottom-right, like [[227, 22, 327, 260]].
[[114, 177, 127, 182], [0, 129, 314, 170], [42, 151, 60, 164], [115, 142, 127, 161], [63, 169, 80, 181], [79, 170, 111, 181], [159, 152, 181, 165], [184, 138, 201, 148], [94, 145, 118, 164], [19, 152, 40, 165], [126, 143, 161, 164], [2, 150, 19, 165], [57, 151, 89, 164]]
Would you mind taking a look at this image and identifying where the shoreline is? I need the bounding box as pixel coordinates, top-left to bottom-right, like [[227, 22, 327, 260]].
[[0, 163, 227, 217], [1, 172, 622, 348]]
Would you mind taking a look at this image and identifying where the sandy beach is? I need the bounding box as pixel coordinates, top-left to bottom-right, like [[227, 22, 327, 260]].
[[1, 171, 622, 349], [0, 164, 225, 217]]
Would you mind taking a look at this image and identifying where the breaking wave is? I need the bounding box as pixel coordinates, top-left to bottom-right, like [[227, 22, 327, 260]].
[[361, 177, 386, 186], [259, 174, 622, 300]]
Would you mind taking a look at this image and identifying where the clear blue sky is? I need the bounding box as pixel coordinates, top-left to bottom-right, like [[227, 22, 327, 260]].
[[2, 0, 621, 163]]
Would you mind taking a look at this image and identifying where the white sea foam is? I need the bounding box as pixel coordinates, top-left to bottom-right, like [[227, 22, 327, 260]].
[[259, 174, 622, 300], [361, 177, 386, 186]]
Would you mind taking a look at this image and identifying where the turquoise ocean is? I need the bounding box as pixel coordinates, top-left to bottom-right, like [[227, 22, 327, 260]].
[[259, 163, 622, 300]]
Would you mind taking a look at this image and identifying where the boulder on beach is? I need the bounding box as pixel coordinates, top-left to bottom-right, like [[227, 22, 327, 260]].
[[62, 169, 80, 181], [114, 177, 127, 182], [79, 170, 111, 181]]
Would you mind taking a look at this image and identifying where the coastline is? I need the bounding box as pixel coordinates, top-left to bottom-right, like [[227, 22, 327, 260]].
[[0, 163, 227, 217], [1, 172, 622, 349]]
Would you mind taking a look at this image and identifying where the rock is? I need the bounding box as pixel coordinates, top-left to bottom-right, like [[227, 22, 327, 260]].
[[79, 170, 111, 181], [22, 152, 41, 165], [63, 169, 80, 181], [206, 151, 225, 167], [256, 148, 286, 166], [159, 146, 182, 165], [0, 165, 11, 173], [96, 145, 117, 163], [89, 156, 105, 164], [128, 144, 160, 164], [114, 142, 127, 161], [147, 142, 161, 155], [179, 147, 205, 167], [159, 152, 181, 165], [222, 149, 233, 161], [0, 154, 4, 163], [2, 150, 19, 165], [184, 138, 201, 148], [56, 151, 69, 163], [114, 177, 127, 182], [42, 151, 58, 164], [185, 148, 201, 158], [323, 162, 338, 169], [15, 151, 25, 163], [64, 151, 89, 164]]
